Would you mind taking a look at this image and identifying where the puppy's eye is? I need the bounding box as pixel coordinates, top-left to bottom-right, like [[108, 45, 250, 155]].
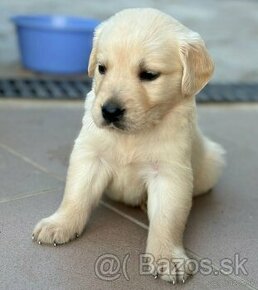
[[98, 64, 107, 75], [139, 70, 160, 81]]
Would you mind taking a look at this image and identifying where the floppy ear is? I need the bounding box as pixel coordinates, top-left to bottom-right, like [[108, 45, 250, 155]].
[[88, 22, 105, 78], [179, 33, 214, 97]]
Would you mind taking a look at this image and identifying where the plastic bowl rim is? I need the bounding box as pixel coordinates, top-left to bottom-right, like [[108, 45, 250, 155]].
[[11, 14, 100, 32]]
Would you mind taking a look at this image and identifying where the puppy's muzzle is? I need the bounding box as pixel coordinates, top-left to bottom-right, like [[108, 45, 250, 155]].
[[101, 100, 125, 126]]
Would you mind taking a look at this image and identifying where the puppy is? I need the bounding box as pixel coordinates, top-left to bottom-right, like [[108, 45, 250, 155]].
[[33, 8, 225, 283]]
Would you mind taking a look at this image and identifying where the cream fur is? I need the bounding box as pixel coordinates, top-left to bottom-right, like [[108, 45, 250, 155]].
[[33, 8, 225, 284]]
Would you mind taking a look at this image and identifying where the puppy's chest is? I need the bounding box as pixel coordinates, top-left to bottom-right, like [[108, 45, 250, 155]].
[[106, 139, 150, 167], [102, 140, 167, 183], [104, 142, 164, 204]]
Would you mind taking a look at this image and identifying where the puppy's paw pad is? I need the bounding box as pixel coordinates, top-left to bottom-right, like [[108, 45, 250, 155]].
[[145, 248, 194, 284], [159, 253, 193, 284], [32, 216, 80, 245]]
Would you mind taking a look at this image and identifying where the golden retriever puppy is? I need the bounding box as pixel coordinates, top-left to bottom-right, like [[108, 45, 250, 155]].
[[33, 8, 225, 283]]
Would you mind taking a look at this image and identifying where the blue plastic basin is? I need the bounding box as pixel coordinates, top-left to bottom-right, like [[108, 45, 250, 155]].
[[11, 15, 100, 74]]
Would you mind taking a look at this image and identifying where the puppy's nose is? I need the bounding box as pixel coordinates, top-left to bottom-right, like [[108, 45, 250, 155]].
[[102, 101, 125, 123]]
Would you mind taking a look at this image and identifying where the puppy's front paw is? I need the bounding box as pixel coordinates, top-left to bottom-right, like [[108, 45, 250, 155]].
[[144, 247, 193, 284], [32, 213, 82, 246]]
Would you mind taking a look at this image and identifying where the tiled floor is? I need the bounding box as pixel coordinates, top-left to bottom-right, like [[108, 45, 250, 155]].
[[0, 100, 257, 290]]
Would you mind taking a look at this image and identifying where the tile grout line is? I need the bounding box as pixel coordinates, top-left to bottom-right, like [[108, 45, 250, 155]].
[[0, 142, 64, 182], [0, 142, 256, 289], [100, 200, 149, 230], [0, 187, 63, 204]]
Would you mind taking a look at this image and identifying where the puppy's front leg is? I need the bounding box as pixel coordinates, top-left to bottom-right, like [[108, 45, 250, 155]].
[[33, 134, 111, 245], [146, 165, 193, 283]]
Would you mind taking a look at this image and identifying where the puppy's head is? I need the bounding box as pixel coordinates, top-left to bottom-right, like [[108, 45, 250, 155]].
[[88, 8, 214, 133]]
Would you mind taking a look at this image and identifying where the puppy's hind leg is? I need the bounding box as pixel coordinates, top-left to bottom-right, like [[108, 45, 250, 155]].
[[193, 138, 225, 197], [32, 129, 112, 245]]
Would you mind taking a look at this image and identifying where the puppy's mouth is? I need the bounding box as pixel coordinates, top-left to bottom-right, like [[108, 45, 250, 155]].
[[102, 120, 127, 131]]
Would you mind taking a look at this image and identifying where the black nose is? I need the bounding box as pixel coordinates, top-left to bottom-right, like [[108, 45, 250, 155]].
[[102, 101, 125, 123]]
